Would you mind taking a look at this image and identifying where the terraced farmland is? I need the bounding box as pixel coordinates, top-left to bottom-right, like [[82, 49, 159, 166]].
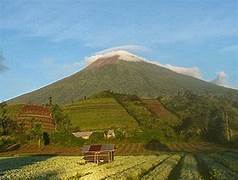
[[63, 98, 138, 130], [6, 104, 54, 132], [142, 99, 180, 127], [0, 152, 237, 179]]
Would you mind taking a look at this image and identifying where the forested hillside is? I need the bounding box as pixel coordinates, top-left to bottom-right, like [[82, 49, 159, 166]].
[[161, 90, 238, 143]]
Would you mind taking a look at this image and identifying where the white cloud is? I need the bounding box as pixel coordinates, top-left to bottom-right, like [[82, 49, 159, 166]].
[[208, 71, 238, 90], [211, 71, 228, 86], [210, 71, 238, 89], [85, 47, 202, 79], [160, 64, 202, 79], [94, 45, 149, 54], [85, 45, 148, 65], [146, 60, 202, 79]]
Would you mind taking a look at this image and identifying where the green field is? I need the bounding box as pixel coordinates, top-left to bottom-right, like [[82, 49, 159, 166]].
[[63, 98, 138, 130], [1, 152, 238, 179]]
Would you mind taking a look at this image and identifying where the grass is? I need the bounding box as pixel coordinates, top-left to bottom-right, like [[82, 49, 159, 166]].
[[63, 98, 138, 130], [6, 104, 23, 119], [115, 95, 158, 129]]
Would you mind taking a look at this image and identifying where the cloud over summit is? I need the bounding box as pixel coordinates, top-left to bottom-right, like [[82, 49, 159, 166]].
[[85, 46, 202, 79]]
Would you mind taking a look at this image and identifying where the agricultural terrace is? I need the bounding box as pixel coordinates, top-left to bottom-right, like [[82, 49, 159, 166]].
[[19, 105, 54, 131], [63, 98, 138, 130], [6, 104, 54, 132], [1, 152, 238, 179], [142, 99, 180, 127]]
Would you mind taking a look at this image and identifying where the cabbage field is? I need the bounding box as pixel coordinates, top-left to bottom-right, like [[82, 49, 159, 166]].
[[0, 152, 237, 179]]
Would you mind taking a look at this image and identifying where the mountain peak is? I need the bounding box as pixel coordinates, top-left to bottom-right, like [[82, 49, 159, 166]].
[[86, 50, 145, 68]]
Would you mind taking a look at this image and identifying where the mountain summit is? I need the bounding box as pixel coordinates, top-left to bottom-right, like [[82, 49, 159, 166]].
[[9, 51, 238, 104], [86, 50, 143, 69]]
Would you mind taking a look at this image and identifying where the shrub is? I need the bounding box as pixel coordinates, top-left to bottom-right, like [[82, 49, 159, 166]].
[[115, 129, 126, 140], [89, 132, 104, 143], [50, 132, 84, 147], [145, 139, 169, 151]]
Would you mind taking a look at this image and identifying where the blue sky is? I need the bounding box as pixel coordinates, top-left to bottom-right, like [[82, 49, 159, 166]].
[[0, 0, 238, 101]]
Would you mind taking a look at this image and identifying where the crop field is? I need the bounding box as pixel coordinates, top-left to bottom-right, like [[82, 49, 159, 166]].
[[63, 98, 138, 130], [0, 152, 237, 179], [6, 104, 55, 132], [142, 99, 180, 127]]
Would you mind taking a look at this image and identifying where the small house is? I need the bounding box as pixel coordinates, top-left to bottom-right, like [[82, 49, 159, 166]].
[[81, 144, 115, 164], [72, 131, 93, 139]]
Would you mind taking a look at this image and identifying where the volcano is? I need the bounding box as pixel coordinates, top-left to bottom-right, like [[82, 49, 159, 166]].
[[9, 50, 238, 104]]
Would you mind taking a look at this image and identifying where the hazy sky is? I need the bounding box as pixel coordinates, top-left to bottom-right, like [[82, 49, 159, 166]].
[[0, 0, 238, 101]]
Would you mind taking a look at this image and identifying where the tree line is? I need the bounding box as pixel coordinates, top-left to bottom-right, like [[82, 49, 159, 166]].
[[0, 101, 71, 148], [161, 90, 238, 144]]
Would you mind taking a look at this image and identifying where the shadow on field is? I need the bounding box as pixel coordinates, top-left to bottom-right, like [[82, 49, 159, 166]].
[[0, 155, 54, 172], [145, 139, 170, 151]]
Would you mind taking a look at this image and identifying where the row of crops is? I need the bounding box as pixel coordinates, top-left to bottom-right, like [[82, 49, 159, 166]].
[[0, 152, 237, 179]]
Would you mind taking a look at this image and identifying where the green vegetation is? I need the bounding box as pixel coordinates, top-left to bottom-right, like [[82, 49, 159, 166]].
[[0, 102, 74, 149], [115, 95, 158, 129], [161, 90, 238, 143], [1, 152, 237, 179], [63, 97, 138, 130], [29, 122, 43, 147], [51, 104, 71, 131], [142, 99, 180, 128], [114, 93, 181, 142], [197, 154, 238, 179], [49, 131, 84, 147], [8, 91, 237, 146], [0, 102, 10, 135], [178, 154, 202, 180], [89, 132, 104, 143], [0, 102, 19, 148], [2, 91, 238, 150], [5, 104, 23, 120]]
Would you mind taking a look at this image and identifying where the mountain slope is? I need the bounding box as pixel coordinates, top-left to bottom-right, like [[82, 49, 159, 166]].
[[9, 51, 238, 105]]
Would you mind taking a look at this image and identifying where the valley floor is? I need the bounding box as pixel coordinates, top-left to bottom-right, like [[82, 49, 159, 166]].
[[0, 152, 238, 179]]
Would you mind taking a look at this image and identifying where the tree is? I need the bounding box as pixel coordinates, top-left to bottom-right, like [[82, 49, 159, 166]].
[[208, 106, 232, 143], [115, 129, 126, 140], [90, 132, 104, 143], [0, 102, 10, 135], [31, 122, 43, 147], [161, 90, 236, 142], [51, 104, 71, 131]]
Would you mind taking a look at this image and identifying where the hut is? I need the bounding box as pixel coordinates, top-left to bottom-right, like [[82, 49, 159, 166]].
[[81, 144, 115, 164], [72, 131, 93, 139]]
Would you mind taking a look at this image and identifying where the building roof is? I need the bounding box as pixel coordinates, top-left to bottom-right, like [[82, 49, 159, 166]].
[[81, 144, 115, 153], [72, 131, 93, 138], [89, 145, 102, 151]]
